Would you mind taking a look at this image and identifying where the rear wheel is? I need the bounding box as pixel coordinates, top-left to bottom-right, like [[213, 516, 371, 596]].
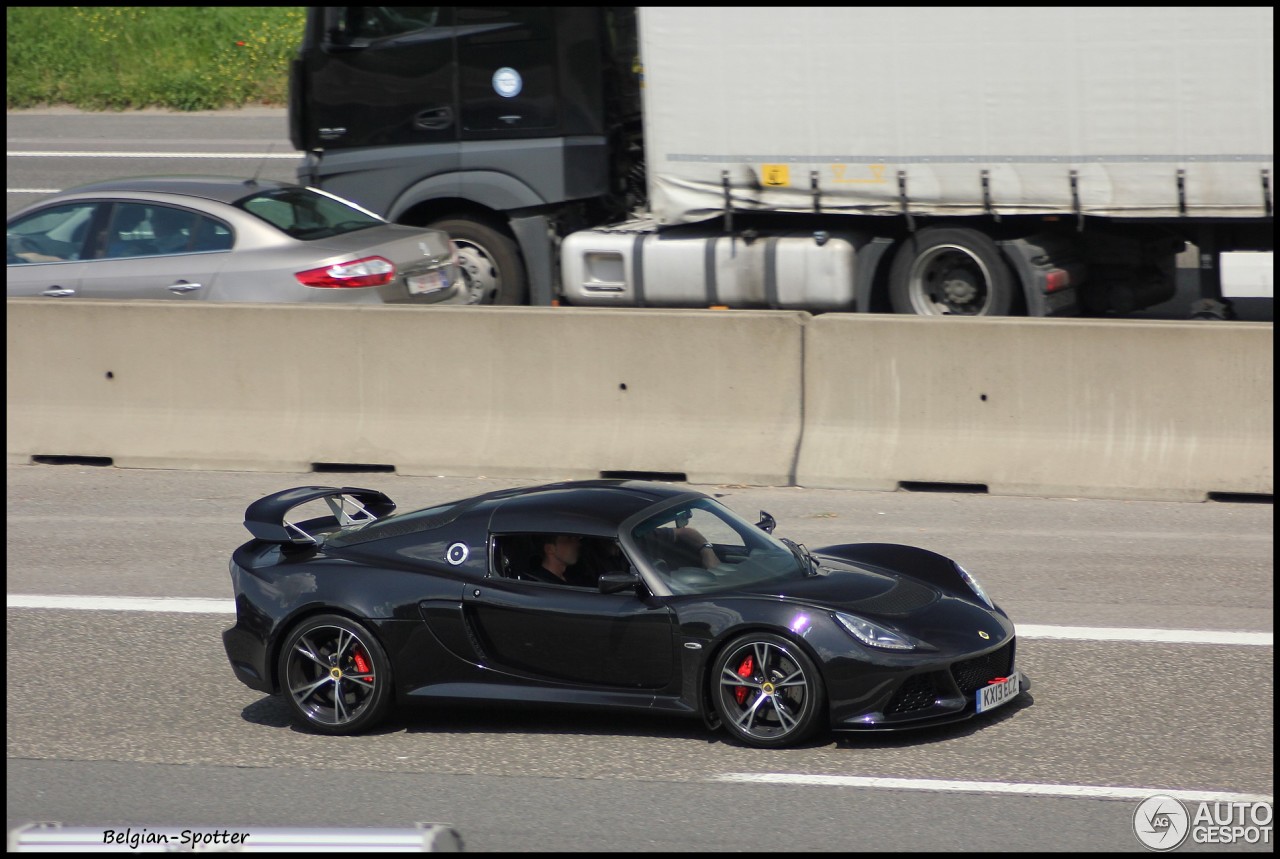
[[278, 614, 392, 735], [427, 216, 526, 305], [711, 633, 825, 748], [889, 226, 1024, 316]]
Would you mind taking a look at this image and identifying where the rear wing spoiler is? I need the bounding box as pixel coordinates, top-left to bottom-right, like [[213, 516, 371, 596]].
[[243, 486, 396, 545]]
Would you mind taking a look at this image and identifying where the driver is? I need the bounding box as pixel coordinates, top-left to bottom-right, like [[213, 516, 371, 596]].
[[523, 534, 583, 584]]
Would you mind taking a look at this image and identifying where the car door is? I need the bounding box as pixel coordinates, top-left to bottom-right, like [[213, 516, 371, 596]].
[[77, 202, 230, 300], [463, 567, 675, 689]]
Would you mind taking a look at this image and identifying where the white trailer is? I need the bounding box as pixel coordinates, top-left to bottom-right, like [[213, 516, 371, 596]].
[[294, 7, 1273, 317]]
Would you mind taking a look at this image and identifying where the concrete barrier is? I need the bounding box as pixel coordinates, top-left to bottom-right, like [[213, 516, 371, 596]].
[[795, 314, 1273, 500], [6, 300, 806, 486], [7, 301, 1273, 500]]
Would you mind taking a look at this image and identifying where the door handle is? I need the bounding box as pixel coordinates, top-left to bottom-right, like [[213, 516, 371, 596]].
[[40, 287, 76, 297], [168, 281, 204, 294], [413, 106, 454, 131]]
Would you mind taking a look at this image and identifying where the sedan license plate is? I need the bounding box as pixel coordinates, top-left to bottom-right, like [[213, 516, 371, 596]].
[[975, 671, 1020, 713], [407, 270, 447, 295]]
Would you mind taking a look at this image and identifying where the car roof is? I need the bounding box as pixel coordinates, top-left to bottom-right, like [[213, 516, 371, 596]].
[[487, 480, 696, 536], [326, 479, 697, 547], [50, 175, 299, 205]]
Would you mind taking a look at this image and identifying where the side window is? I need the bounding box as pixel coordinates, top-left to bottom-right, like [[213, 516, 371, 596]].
[[102, 203, 158, 259], [338, 7, 443, 42], [492, 534, 541, 580], [190, 216, 233, 252], [7, 202, 99, 264], [493, 533, 622, 588], [149, 206, 233, 254]]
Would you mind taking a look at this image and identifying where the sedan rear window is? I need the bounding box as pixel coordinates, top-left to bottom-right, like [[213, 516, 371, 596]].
[[236, 187, 385, 241]]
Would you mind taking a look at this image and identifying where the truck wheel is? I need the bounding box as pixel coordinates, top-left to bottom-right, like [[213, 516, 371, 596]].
[[888, 227, 1024, 316], [428, 217, 527, 305]]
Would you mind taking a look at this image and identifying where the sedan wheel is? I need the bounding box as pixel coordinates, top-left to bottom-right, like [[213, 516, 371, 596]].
[[711, 633, 825, 747], [278, 614, 392, 735]]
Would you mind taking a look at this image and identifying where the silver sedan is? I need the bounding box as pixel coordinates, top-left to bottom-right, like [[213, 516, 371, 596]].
[[6, 176, 468, 304]]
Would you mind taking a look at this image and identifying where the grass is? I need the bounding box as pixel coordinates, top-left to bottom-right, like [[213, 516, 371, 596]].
[[6, 7, 304, 111]]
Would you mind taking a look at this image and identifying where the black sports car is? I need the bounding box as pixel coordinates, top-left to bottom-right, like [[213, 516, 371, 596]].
[[223, 480, 1030, 748]]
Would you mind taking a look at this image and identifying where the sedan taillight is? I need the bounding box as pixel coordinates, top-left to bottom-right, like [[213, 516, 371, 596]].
[[295, 256, 395, 288]]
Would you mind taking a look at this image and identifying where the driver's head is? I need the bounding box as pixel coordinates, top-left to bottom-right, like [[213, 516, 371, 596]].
[[541, 534, 581, 566]]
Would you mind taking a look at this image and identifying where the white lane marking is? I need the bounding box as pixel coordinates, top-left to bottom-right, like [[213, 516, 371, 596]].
[[4, 594, 1273, 646], [8, 151, 300, 158], [9, 188, 60, 193], [715, 773, 1273, 804], [1016, 624, 1271, 646], [7, 594, 234, 613]]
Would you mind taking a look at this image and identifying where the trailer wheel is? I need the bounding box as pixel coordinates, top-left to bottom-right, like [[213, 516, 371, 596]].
[[888, 227, 1024, 316], [428, 217, 527, 305]]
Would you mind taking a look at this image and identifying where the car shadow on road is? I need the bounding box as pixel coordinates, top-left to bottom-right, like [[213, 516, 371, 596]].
[[830, 692, 1035, 751], [238, 691, 1034, 748]]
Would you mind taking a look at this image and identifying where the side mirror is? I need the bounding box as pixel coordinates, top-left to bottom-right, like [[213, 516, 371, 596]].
[[598, 571, 641, 595], [756, 511, 776, 534]]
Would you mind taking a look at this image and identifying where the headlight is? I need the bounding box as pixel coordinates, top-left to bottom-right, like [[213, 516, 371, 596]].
[[834, 612, 916, 651], [955, 563, 994, 609]]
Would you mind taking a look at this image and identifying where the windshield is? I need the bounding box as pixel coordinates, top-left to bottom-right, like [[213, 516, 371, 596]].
[[235, 186, 384, 241], [627, 498, 806, 595]]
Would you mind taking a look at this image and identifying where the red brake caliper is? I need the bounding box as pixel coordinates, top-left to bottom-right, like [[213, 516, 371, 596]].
[[352, 649, 372, 683], [734, 654, 755, 705]]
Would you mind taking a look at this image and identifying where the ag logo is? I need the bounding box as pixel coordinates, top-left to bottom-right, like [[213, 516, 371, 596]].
[[446, 543, 469, 565], [1133, 794, 1190, 851]]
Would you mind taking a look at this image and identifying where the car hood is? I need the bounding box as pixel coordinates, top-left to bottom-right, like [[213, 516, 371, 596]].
[[737, 563, 944, 617], [733, 561, 1013, 650]]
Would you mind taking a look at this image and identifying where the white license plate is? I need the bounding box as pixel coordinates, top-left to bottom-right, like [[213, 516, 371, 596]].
[[975, 671, 1020, 713], [407, 270, 447, 295]]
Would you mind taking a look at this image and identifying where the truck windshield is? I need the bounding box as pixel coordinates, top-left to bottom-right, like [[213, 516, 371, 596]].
[[235, 187, 385, 241]]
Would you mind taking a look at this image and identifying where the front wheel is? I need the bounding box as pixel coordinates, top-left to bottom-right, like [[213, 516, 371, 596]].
[[427, 216, 526, 305], [277, 614, 393, 735], [710, 633, 826, 748], [888, 227, 1024, 316]]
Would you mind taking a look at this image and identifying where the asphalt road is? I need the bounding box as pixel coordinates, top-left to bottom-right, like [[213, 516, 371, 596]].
[[6, 108, 1273, 321], [6, 464, 1273, 851]]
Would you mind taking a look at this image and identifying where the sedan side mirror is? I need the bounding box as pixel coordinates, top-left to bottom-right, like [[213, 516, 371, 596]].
[[756, 511, 776, 534], [598, 571, 641, 595]]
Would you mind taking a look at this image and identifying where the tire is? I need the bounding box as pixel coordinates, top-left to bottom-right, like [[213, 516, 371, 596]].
[[277, 613, 393, 735], [427, 216, 527, 305], [710, 632, 826, 748], [888, 226, 1024, 316]]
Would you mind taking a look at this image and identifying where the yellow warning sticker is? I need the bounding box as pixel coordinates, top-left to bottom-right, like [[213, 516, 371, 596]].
[[761, 164, 791, 187]]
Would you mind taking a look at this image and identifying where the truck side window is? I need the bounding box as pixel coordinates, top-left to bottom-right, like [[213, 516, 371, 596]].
[[341, 7, 442, 42]]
